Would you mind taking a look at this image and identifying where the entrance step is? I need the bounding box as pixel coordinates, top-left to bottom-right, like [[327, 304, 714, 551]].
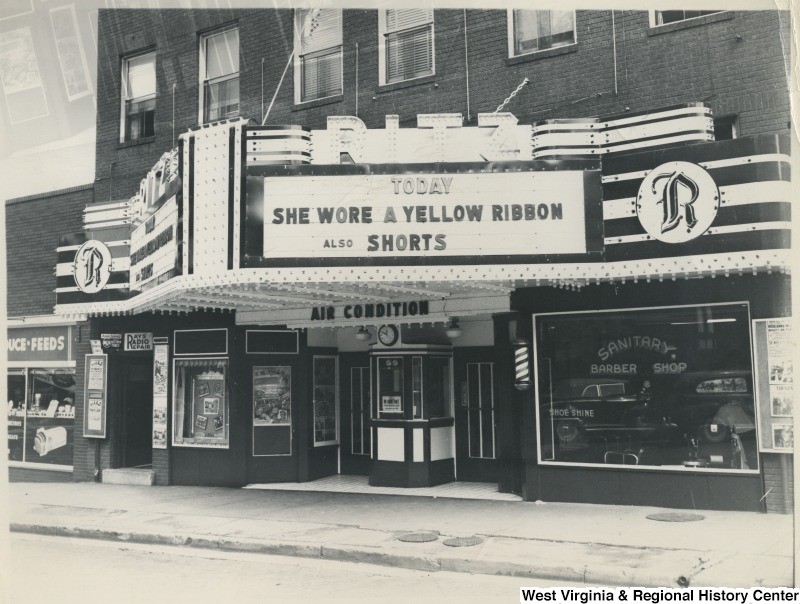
[[102, 468, 155, 486], [245, 475, 521, 502]]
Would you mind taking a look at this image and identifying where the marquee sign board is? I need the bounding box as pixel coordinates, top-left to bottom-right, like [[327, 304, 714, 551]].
[[243, 162, 603, 267], [129, 194, 180, 291]]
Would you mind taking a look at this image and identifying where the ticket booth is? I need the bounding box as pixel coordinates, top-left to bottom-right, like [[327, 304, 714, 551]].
[[369, 334, 455, 488]]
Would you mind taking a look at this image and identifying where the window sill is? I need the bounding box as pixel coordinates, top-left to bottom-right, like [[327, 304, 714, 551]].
[[117, 135, 156, 149], [506, 43, 578, 66], [376, 73, 436, 94], [648, 11, 733, 36], [292, 94, 344, 112]]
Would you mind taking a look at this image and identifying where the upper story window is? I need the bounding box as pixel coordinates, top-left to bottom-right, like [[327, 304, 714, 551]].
[[651, 10, 724, 26], [379, 9, 434, 85], [121, 52, 156, 142], [294, 9, 343, 103], [200, 27, 239, 123], [508, 10, 576, 57]]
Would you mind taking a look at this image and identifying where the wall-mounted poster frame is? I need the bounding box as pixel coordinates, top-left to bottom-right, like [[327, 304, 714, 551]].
[[83, 354, 108, 438], [252, 366, 292, 456], [152, 342, 169, 449], [753, 318, 794, 453]]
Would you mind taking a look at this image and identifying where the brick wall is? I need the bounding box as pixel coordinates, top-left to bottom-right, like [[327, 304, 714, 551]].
[[94, 9, 791, 202], [5, 185, 92, 318], [762, 453, 794, 514]]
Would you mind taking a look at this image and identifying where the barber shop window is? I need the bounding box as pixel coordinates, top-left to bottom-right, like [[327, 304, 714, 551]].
[[121, 52, 156, 142], [295, 8, 343, 103], [508, 10, 575, 57], [200, 27, 239, 123], [379, 9, 434, 85], [173, 358, 229, 448], [535, 303, 758, 471]]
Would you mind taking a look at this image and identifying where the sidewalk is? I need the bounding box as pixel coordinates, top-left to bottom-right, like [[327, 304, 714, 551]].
[[7, 481, 795, 587]]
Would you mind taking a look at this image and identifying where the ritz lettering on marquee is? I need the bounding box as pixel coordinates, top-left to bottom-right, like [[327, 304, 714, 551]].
[[271, 175, 564, 254]]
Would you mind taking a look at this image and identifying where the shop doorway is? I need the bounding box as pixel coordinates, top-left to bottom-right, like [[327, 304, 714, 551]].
[[454, 349, 500, 482], [119, 355, 153, 468], [339, 353, 371, 476]]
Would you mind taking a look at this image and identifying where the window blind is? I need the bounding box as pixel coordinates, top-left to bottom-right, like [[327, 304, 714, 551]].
[[386, 26, 432, 82], [385, 8, 432, 32]]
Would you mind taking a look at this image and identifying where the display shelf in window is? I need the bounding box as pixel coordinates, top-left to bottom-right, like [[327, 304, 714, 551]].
[[173, 357, 229, 448]]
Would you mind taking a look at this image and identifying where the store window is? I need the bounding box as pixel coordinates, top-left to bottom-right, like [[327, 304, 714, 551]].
[[295, 9, 343, 103], [7, 368, 76, 466], [173, 358, 229, 448], [379, 9, 434, 85], [651, 11, 724, 26], [121, 52, 156, 142], [200, 27, 239, 123], [508, 10, 575, 57], [535, 303, 758, 471]]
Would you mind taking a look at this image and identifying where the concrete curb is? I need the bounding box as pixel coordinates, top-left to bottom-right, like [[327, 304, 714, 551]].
[[10, 521, 700, 587]]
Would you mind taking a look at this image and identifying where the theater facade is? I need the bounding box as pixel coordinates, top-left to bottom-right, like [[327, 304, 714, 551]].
[[52, 106, 793, 511]]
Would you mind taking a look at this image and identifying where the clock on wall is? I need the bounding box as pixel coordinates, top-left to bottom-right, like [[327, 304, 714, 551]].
[[377, 324, 399, 347]]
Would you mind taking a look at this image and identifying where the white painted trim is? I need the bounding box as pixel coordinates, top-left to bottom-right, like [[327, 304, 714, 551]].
[[6, 361, 77, 369], [602, 154, 791, 183], [605, 221, 792, 246], [7, 316, 82, 327]]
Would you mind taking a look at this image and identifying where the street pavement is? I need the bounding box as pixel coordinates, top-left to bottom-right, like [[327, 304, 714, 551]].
[[6, 482, 796, 588]]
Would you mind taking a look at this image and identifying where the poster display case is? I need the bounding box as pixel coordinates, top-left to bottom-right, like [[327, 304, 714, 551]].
[[753, 318, 794, 453], [252, 366, 292, 456], [173, 357, 229, 448]]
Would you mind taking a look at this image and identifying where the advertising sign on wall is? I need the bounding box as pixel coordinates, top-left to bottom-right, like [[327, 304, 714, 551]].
[[753, 318, 794, 453], [244, 164, 601, 267], [7, 325, 71, 364], [83, 354, 108, 438], [152, 344, 169, 449]]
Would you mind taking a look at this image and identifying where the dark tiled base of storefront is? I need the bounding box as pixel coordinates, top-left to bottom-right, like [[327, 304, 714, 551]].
[[9, 468, 73, 483]]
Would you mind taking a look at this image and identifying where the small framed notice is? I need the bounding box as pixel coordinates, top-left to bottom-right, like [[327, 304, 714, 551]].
[[381, 395, 402, 413]]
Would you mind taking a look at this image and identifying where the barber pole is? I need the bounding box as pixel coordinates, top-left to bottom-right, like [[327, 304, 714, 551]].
[[513, 338, 532, 391]]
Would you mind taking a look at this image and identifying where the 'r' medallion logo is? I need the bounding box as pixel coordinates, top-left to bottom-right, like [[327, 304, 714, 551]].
[[637, 161, 718, 244], [73, 240, 113, 294]]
